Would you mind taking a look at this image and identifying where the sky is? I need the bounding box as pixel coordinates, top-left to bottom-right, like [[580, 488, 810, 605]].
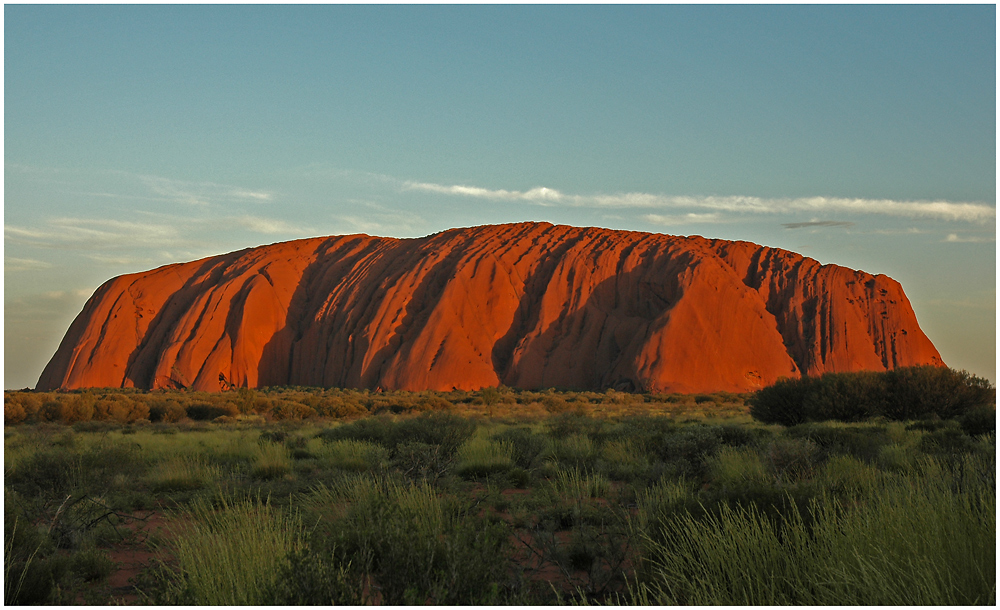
[[4, 4, 996, 389]]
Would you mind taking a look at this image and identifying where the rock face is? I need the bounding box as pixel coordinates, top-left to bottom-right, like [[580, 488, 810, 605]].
[[37, 222, 944, 393]]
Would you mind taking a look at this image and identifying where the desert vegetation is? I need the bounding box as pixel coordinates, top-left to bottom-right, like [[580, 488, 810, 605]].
[[4, 367, 995, 605]]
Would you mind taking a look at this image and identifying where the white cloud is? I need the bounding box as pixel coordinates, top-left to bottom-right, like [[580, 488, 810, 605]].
[[5, 257, 53, 271], [643, 213, 724, 226], [782, 220, 855, 229], [944, 233, 995, 243], [405, 181, 564, 203], [404, 180, 995, 224]]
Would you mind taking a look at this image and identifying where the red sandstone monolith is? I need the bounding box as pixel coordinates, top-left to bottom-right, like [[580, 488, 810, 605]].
[[36, 222, 944, 393]]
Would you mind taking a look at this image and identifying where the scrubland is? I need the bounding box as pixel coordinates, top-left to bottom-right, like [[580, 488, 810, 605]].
[[4, 366, 995, 605]]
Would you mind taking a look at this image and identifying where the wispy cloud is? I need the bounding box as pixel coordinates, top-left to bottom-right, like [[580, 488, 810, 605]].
[[944, 233, 995, 243], [233, 215, 310, 235], [404, 180, 995, 224], [783, 220, 855, 229], [405, 181, 562, 203], [333, 209, 426, 236], [84, 254, 156, 266], [138, 175, 275, 206], [5, 257, 53, 271], [5, 218, 183, 250], [643, 213, 724, 226]]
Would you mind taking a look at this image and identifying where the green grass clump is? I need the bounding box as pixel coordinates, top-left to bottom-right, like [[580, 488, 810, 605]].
[[636, 477, 694, 533], [601, 438, 650, 480], [250, 442, 291, 479], [455, 437, 514, 477], [147, 457, 221, 492], [632, 454, 995, 605], [162, 494, 305, 605], [705, 446, 768, 491], [551, 467, 611, 500], [314, 439, 389, 471]]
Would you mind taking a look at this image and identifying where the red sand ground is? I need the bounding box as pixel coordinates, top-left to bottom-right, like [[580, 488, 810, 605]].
[[38, 222, 942, 394]]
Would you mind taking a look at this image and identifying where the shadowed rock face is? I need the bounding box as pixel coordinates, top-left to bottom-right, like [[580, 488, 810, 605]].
[[37, 222, 944, 393]]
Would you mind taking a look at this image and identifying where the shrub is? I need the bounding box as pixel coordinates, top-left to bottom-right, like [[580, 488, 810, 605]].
[[149, 400, 187, 423], [884, 366, 994, 421], [70, 547, 115, 582], [63, 395, 96, 424], [542, 395, 572, 413], [269, 400, 316, 421], [803, 371, 888, 422], [317, 478, 516, 605], [392, 413, 477, 455], [959, 405, 996, 437], [39, 400, 65, 423], [748, 377, 815, 426], [94, 395, 145, 423], [750, 367, 995, 425], [265, 546, 363, 604], [4, 401, 28, 424], [186, 402, 237, 421]]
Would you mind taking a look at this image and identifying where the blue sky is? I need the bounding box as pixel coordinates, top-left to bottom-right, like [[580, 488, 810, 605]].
[[5, 4, 996, 388]]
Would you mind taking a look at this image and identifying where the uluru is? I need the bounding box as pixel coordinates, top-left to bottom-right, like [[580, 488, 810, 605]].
[[36, 222, 944, 394]]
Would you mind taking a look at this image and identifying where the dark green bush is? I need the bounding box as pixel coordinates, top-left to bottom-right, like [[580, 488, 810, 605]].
[[802, 371, 888, 422], [748, 377, 817, 426], [884, 366, 994, 420], [317, 412, 476, 456], [919, 427, 975, 455], [265, 546, 364, 604], [318, 493, 517, 604], [186, 402, 237, 421], [958, 405, 996, 437], [750, 367, 995, 425], [785, 423, 890, 463], [392, 413, 477, 455], [657, 426, 723, 475]]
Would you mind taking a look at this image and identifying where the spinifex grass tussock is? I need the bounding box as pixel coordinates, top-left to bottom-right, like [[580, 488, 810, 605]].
[[632, 453, 995, 605], [551, 433, 597, 467], [705, 446, 768, 491], [635, 476, 694, 532], [455, 437, 515, 477], [146, 456, 222, 492], [160, 494, 305, 605], [820, 454, 881, 496], [4, 515, 41, 605], [314, 438, 389, 471], [601, 438, 650, 480], [250, 441, 291, 479], [551, 467, 612, 500]]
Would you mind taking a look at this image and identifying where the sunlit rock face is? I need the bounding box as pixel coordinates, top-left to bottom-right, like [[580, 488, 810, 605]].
[[37, 222, 944, 393]]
